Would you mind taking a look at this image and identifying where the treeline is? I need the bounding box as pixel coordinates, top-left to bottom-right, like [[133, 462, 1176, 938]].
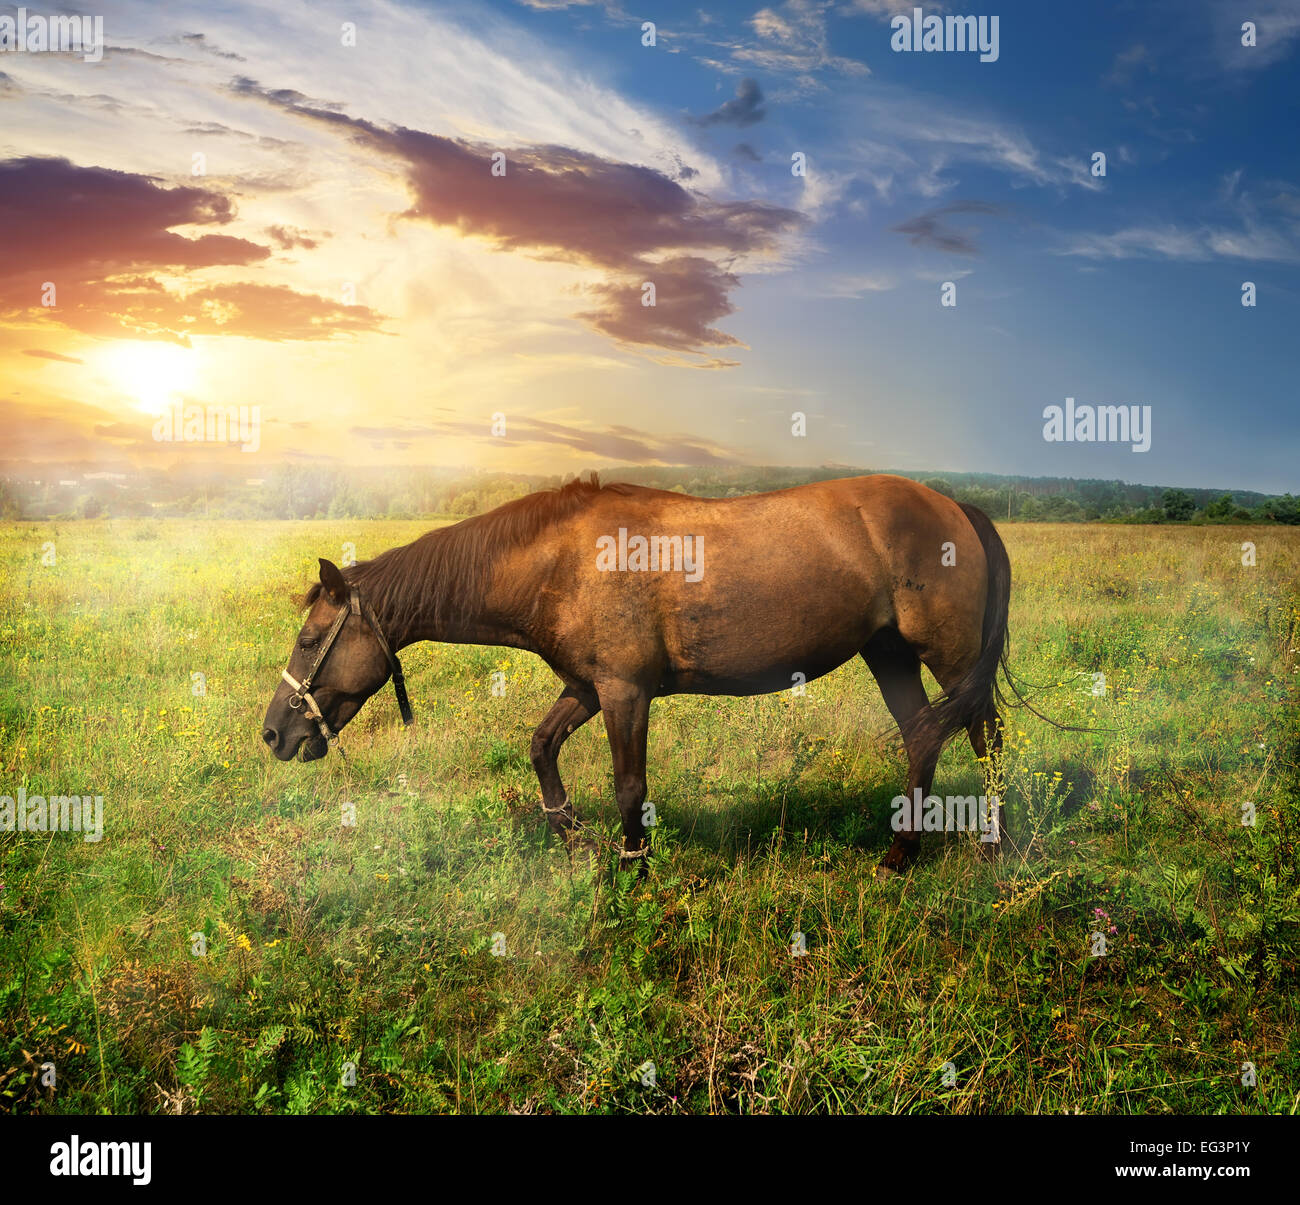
[[1, 464, 1296, 524]]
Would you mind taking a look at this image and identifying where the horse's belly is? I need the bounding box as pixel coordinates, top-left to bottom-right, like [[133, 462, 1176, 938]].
[[662, 592, 879, 695]]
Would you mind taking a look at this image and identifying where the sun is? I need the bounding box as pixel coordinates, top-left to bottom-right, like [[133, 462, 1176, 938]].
[[100, 341, 199, 416]]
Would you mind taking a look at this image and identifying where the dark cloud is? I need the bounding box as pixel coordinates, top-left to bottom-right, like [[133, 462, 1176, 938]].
[[734, 143, 763, 162], [0, 157, 269, 284], [230, 77, 344, 111], [0, 158, 378, 341], [235, 81, 804, 363], [578, 256, 742, 357], [180, 32, 245, 62], [690, 78, 766, 128], [890, 201, 1004, 255]]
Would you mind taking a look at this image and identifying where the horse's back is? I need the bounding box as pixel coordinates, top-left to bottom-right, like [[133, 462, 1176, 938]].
[[514, 475, 988, 694]]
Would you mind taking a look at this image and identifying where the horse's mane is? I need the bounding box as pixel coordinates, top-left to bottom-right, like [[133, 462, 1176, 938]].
[[303, 472, 643, 632]]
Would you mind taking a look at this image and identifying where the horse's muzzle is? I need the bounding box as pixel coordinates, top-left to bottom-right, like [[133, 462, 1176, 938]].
[[262, 725, 328, 762]]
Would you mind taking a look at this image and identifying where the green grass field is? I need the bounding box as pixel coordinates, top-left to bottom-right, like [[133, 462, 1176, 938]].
[[2, 518, 1298, 1114]]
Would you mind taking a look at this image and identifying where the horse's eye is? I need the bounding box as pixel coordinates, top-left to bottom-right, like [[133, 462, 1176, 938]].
[[299, 637, 319, 650]]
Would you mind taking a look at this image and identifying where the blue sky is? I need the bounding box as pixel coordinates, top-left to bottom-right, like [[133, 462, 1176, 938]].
[[489, 0, 1300, 491], [3, 0, 1297, 491]]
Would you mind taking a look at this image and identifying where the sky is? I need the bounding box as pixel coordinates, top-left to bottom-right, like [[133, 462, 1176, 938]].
[[1, 0, 1297, 492]]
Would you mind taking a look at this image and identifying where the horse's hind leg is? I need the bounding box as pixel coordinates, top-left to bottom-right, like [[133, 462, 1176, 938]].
[[530, 686, 599, 842], [862, 629, 939, 876]]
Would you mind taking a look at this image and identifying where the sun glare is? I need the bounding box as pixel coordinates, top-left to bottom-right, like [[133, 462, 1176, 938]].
[[101, 342, 199, 415]]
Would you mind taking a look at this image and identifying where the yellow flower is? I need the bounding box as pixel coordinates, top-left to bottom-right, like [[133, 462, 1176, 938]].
[[236, 933, 252, 952]]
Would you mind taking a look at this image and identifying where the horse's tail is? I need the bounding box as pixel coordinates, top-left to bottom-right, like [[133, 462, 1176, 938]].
[[906, 502, 1010, 763]]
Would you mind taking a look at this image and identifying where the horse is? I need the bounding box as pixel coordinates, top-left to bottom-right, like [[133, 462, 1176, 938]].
[[261, 473, 1010, 876]]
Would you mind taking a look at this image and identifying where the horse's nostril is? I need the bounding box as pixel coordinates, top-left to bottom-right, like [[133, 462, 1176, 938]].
[[262, 727, 279, 747]]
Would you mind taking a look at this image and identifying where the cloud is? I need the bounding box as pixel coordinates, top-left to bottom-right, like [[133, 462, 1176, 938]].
[[1207, 0, 1300, 73], [812, 272, 897, 297], [0, 157, 385, 341], [734, 142, 763, 162], [17, 278, 388, 343], [23, 349, 85, 364], [579, 256, 743, 357], [266, 224, 320, 250], [890, 200, 1004, 254], [348, 413, 738, 465], [0, 157, 269, 285], [846, 0, 925, 15], [1059, 223, 1300, 263], [690, 78, 766, 127], [1105, 43, 1152, 86], [1060, 169, 1300, 263], [236, 85, 805, 361], [179, 32, 245, 62], [0, 397, 140, 468], [709, 0, 869, 77]]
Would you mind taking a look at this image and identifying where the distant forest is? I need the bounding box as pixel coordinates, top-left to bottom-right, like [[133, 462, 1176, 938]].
[[2, 463, 1297, 524]]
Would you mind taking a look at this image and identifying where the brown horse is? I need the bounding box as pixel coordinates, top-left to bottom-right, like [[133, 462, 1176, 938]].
[[261, 473, 1010, 875]]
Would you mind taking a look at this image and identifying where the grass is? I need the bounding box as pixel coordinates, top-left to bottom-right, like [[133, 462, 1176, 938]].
[[1, 519, 1298, 1114]]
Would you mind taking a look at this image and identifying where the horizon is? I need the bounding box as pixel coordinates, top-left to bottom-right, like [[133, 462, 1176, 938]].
[[3, 457, 1291, 505]]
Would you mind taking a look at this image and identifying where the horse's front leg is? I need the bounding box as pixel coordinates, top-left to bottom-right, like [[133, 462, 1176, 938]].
[[529, 686, 599, 844], [596, 680, 652, 876]]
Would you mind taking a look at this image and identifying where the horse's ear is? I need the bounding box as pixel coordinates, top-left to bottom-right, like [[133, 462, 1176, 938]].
[[318, 558, 347, 605]]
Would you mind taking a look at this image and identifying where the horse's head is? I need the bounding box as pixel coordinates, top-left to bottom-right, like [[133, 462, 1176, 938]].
[[262, 558, 404, 761]]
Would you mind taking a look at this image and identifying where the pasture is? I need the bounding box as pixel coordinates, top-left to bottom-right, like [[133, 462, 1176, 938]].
[[1, 518, 1297, 1113]]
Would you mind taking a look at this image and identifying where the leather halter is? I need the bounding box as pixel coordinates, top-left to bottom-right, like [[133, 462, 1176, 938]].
[[281, 586, 413, 746]]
